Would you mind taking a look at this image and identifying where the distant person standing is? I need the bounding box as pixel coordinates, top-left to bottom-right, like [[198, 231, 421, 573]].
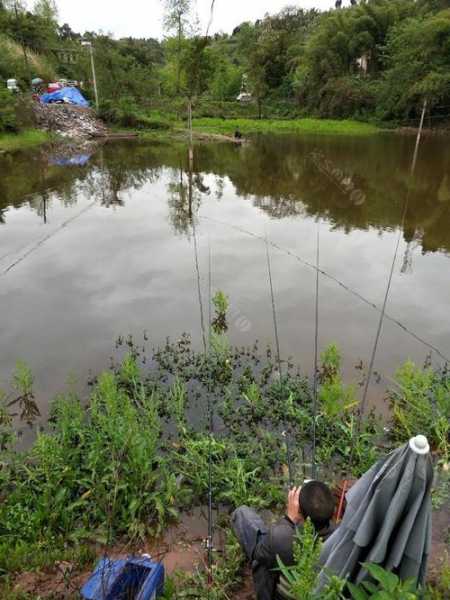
[[234, 127, 243, 140]]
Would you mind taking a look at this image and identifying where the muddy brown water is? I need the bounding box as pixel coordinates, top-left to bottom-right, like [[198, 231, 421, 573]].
[[1, 133, 450, 427]]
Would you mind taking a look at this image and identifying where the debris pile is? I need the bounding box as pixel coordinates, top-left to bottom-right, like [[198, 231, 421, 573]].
[[33, 102, 108, 140]]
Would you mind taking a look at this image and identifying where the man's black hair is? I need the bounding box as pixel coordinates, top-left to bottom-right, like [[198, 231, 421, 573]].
[[299, 481, 335, 530]]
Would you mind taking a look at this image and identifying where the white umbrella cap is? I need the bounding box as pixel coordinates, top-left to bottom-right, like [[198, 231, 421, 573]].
[[409, 434, 430, 455]]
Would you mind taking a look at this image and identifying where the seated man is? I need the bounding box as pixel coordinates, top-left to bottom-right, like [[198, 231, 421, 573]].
[[232, 481, 335, 600]]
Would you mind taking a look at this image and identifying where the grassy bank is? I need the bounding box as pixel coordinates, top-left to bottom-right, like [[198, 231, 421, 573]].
[[102, 103, 381, 141], [0, 129, 53, 153], [191, 117, 380, 137]]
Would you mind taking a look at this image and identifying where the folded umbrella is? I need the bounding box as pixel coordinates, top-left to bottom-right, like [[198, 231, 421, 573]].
[[317, 435, 433, 590]]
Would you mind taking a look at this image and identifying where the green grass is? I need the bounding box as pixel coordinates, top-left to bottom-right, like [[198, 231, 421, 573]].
[[191, 117, 380, 136], [0, 129, 53, 152]]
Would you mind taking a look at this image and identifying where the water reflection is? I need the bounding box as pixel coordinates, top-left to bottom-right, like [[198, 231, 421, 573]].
[[167, 163, 212, 236], [49, 154, 92, 167], [2, 135, 449, 255], [1, 134, 449, 420]]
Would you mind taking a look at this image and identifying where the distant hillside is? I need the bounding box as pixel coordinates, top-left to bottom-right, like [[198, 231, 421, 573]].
[[0, 34, 55, 83]]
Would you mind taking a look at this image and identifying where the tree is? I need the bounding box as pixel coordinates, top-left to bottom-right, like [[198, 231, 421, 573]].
[[162, 0, 192, 94], [247, 25, 278, 118], [181, 37, 213, 99], [291, 0, 416, 116], [208, 46, 241, 100], [379, 9, 450, 118], [33, 0, 59, 50], [33, 0, 58, 22]]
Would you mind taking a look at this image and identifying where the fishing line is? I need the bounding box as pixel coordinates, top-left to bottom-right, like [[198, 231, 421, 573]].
[[198, 215, 450, 363], [0, 199, 97, 277]]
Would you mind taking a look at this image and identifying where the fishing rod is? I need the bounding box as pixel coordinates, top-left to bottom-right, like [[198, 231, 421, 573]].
[[191, 178, 208, 355], [336, 100, 430, 521], [206, 383, 214, 589], [311, 208, 321, 480], [208, 241, 213, 346], [187, 0, 219, 568], [357, 99, 428, 432], [206, 0, 217, 38], [206, 240, 214, 589], [199, 215, 450, 363], [189, 150, 214, 592], [265, 235, 282, 377], [265, 235, 293, 489]]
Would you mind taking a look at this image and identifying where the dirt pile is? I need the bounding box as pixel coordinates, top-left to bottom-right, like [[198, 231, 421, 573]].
[[33, 103, 108, 140]]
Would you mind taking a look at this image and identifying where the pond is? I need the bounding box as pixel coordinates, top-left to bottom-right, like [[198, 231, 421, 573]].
[[1, 133, 449, 421]]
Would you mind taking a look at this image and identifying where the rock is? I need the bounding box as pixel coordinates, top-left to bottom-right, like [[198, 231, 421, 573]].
[[32, 102, 108, 140]]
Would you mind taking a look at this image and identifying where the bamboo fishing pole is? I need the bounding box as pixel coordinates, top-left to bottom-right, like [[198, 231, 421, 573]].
[[341, 98, 429, 520], [265, 235, 293, 488], [311, 205, 321, 481], [206, 241, 214, 590], [190, 159, 215, 592]]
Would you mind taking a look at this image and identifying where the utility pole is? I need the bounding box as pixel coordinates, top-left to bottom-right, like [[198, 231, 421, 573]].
[[81, 41, 99, 110]]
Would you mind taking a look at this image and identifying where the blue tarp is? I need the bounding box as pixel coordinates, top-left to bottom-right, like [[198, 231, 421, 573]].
[[40, 87, 89, 108], [49, 154, 92, 167]]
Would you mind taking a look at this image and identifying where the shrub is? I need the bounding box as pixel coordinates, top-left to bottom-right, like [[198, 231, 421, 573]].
[[277, 519, 346, 599], [348, 563, 420, 599], [0, 363, 178, 571], [0, 87, 18, 133], [98, 97, 171, 130], [389, 362, 450, 462], [317, 77, 376, 119]]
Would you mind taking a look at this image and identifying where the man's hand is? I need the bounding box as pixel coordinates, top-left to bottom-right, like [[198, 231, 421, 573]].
[[286, 486, 302, 525]]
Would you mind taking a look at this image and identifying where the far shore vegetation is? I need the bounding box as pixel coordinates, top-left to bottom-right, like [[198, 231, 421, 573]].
[[1, 0, 450, 146]]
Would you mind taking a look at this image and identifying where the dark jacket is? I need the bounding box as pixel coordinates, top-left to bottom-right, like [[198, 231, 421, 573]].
[[253, 516, 334, 600]]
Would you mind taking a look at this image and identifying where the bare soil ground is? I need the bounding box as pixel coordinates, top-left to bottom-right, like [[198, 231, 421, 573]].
[[11, 500, 449, 599]]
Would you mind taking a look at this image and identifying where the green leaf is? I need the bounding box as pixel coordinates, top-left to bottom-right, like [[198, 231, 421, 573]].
[[347, 582, 369, 600], [361, 581, 378, 594], [370, 592, 392, 600], [402, 577, 418, 592], [364, 563, 399, 592]]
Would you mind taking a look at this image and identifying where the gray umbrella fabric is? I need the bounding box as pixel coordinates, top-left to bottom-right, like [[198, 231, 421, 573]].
[[316, 435, 433, 590]]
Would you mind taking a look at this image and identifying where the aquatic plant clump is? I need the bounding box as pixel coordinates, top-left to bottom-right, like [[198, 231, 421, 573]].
[[0, 333, 448, 596], [389, 361, 450, 464]]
